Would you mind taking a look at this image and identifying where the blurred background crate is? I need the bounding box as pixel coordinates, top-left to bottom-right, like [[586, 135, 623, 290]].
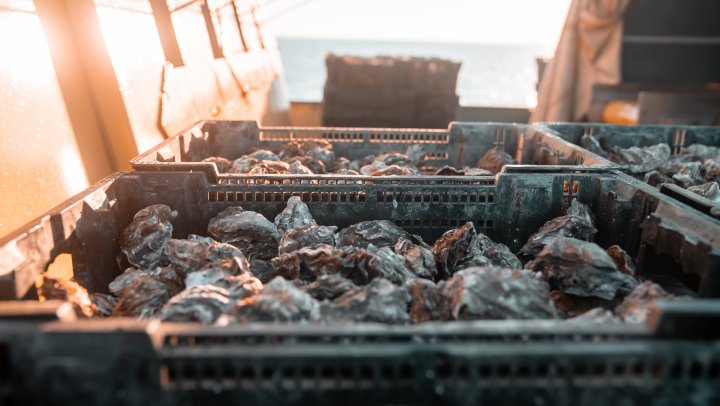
[[130, 121, 609, 182], [322, 55, 461, 128]]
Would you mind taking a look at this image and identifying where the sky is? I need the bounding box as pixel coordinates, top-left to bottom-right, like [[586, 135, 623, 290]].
[[262, 0, 571, 48]]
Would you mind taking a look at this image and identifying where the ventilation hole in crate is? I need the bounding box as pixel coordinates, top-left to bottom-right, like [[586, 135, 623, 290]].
[[281, 367, 295, 380], [380, 365, 394, 380], [338, 366, 354, 379], [488, 193, 495, 203], [319, 366, 333, 379], [592, 363, 607, 378], [650, 361, 664, 379], [220, 363, 234, 379], [202, 364, 215, 380], [0, 343, 10, 383], [536, 363, 549, 378], [515, 364, 532, 379], [394, 363, 411, 380], [556, 364, 570, 379], [183, 364, 197, 380], [574, 363, 588, 377], [166, 362, 179, 381], [300, 366, 314, 379], [497, 364, 512, 378], [478, 365, 492, 378], [689, 362, 704, 379], [359, 365, 373, 380], [423, 152, 450, 160], [432, 194, 440, 203], [709, 361, 720, 378], [673, 129, 687, 155], [628, 362, 645, 377], [436, 361, 452, 379], [452, 364, 468, 380]]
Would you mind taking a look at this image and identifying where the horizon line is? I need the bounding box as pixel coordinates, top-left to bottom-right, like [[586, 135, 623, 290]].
[[274, 35, 550, 48]]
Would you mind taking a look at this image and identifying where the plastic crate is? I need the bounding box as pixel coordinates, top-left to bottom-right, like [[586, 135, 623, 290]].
[[3, 167, 720, 298], [324, 54, 461, 93], [535, 122, 720, 220], [130, 121, 609, 182], [536, 123, 720, 152], [1, 169, 720, 404], [1, 308, 719, 405]]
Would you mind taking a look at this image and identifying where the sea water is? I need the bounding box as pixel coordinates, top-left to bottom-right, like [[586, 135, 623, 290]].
[[278, 37, 549, 108]]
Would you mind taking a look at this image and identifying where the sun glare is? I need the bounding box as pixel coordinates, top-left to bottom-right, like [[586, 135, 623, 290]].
[[0, 12, 53, 85], [265, 0, 571, 50]]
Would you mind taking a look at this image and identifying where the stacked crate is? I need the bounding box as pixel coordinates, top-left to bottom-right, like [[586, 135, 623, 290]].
[[322, 54, 460, 128]]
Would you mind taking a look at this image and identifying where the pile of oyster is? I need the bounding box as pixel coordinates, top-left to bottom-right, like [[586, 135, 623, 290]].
[[582, 135, 720, 203], [200, 140, 512, 176], [38, 198, 691, 325]]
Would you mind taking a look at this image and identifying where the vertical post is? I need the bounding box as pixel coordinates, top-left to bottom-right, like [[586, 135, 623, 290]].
[[231, 0, 249, 52], [34, 0, 138, 176], [251, 4, 265, 49], [149, 0, 185, 67], [201, 0, 223, 58]]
